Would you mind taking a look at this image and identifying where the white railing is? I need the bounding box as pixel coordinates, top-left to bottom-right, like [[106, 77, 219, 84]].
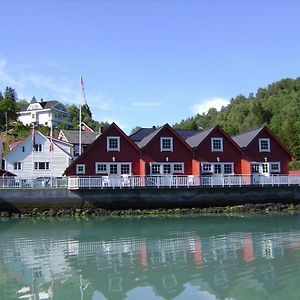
[[1, 174, 300, 190]]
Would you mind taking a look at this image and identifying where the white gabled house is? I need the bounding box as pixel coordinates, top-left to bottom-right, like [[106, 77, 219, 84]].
[[4, 130, 73, 178], [18, 100, 70, 128]]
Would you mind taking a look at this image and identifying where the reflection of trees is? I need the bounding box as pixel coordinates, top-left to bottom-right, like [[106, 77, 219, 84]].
[[0, 216, 300, 299]]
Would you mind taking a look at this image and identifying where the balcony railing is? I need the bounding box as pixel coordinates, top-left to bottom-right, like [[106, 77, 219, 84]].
[[1, 174, 300, 190]]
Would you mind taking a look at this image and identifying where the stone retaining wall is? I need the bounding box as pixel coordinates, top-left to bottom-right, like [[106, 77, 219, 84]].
[[0, 186, 300, 212]]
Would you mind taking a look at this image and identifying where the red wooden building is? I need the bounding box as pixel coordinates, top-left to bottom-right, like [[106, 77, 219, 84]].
[[137, 124, 193, 175], [64, 123, 142, 176], [184, 125, 243, 176], [233, 126, 294, 178]]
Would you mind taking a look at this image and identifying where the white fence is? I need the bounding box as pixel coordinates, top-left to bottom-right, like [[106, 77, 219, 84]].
[[1, 174, 300, 190]]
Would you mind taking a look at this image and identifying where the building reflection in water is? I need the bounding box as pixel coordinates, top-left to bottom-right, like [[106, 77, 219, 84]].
[[0, 216, 300, 299]]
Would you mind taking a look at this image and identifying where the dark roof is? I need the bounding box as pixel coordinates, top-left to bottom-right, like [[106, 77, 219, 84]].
[[129, 128, 157, 142], [185, 127, 215, 148], [0, 170, 16, 177], [20, 100, 68, 112], [232, 127, 264, 148], [137, 127, 163, 149], [60, 130, 99, 144], [175, 129, 201, 140], [130, 128, 201, 143]]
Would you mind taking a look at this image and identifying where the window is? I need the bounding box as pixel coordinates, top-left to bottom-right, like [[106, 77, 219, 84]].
[[214, 164, 222, 174], [202, 162, 234, 175], [270, 162, 280, 173], [76, 164, 85, 174], [107, 137, 120, 151], [262, 163, 269, 174], [202, 163, 212, 173], [160, 137, 173, 152], [251, 163, 260, 173], [173, 163, 184, 174], [259, 138, 270, 152], [109, 164, 118, 174], [163, 164, 171, 174], [96, 163, 107, 174], [31, 113, 35, 119], [151, 164, 161, 174], [22, 146, 25, 152], [120, 164, 130, 174], [34, 162, 50, 170], [34, 144, 42, 152], [150, 163, 185, 175], [211, 138, 223, 152], [224, 163, 233, 174], [13, 162, 22, 170]]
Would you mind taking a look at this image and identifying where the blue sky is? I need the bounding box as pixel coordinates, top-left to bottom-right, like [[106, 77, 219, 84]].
[[0, 0, 300, 132]]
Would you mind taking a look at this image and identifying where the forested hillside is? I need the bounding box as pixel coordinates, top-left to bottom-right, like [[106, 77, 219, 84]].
[[174, 78, 300, 168]]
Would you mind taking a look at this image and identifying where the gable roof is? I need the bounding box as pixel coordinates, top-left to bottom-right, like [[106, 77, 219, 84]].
[[59, 130, 99, 144], [185, 125, 242, 152], [130, 127, 201, 143], [233, 125, 294, 159], [4, 130, 47, 159], [20, 100, 68, 112], [137, 124, 192, 151], [175, 129, 201, 140], [8, 139, 25, 150], [130, 128, 157, 143], [185, 127, 216, 148], [4, 130, 72, 159], [63, 122, 141, 175], [232, 127, 264, 148], [137, 127, 162, 149]]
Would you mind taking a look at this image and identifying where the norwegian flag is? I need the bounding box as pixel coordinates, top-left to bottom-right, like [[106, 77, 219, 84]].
[[80, 76, 87, 105]]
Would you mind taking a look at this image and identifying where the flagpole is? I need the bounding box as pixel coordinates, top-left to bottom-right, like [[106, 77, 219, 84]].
[[79, 76, 82, 156], [50, 123, 53, 179]]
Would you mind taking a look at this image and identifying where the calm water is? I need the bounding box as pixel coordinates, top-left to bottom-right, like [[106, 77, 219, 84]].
[[1, 215, 300, 300]]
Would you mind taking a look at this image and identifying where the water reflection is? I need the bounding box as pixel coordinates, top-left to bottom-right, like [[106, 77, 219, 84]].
[[1, 215, 300, 299]]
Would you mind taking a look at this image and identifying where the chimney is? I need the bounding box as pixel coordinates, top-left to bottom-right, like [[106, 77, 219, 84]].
[[99, 126, 104, 133], [54, 127, 59, 139]]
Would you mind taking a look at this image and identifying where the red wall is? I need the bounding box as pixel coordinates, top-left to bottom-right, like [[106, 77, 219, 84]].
[[242, 128, 291, 174], [65, 125, 141, 176], [194, 127, 242, 174], [141, 126, 193, 175]]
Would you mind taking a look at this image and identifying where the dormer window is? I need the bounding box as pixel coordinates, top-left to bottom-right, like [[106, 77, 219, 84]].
[[259, 138, 270, 152], [160, 137, 173, 152], [107, 137, 120, 152], [211, 138, 223, 152], [76, 164, 85, 174]]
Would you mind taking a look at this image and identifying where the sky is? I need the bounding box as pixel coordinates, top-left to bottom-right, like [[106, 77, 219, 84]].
[[0, 0, 300, 132]]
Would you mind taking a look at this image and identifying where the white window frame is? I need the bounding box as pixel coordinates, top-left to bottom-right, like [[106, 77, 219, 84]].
[[201, 162, 234, 175], [270, 162, 281, 173], [160, 137, 173, 152], [202, 163, 213, 174], [33, 144, 43, 152], [259, 138, 270, 152], [13, 162, 22, 170], [34, 162, 50, 170], [95, 162, 132, 175], [211, 138, 223, 152], [76, 164, 86, 174], [149, 162, 184, 175], [95, 163, 107, 174], [107, 136, 120, 152]]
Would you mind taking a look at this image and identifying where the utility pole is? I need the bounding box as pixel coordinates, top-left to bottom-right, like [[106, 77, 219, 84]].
[[5, 111, 8, 136]]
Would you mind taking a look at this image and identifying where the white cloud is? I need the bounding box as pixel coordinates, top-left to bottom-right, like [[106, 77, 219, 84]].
[[191, 97, 229, 115], [131, 101, 164, 108]]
